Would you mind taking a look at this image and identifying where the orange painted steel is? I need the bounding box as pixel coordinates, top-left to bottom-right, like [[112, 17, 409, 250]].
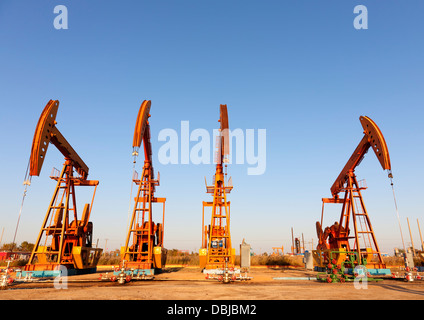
[[316, 116, 392, 269], [120, 100, 167, 272], [200, 105, 235, 270], [24, 100, 102, 274], [272, 246, 284, 256]]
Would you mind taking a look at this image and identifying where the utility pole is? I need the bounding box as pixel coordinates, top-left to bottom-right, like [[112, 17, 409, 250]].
[[417, 219, 423, 251], [407, 218, 415, 257], [0, 227, 4, 248], [291, 228, 294, 255]]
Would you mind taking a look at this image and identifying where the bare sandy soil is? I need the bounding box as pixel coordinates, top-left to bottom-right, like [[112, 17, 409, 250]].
[[1, 266, 423, 301]]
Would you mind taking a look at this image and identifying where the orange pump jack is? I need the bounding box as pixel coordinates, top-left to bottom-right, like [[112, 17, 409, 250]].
[[313, 116, 393, 276], [112, 100, 166, 283], [22, 100, 102, 278]]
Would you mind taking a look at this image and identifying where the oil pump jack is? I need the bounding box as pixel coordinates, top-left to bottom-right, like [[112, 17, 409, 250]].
[[314, 116, 392, 272], [115, 100, 166, 281], [200, 104, 235, 271], [23, 100, 102, 277]]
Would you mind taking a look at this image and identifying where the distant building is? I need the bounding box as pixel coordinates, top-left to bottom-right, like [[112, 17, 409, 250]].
[[0, 251, 31, 261]]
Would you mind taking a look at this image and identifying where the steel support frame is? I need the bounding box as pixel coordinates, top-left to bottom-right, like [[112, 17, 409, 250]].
[[203, 166, 233, 270], [25, 159, 98, 272], [323, 171, 385, 268], [122, 162, 165, 271]]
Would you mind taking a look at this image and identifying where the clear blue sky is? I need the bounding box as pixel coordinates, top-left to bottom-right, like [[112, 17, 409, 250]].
[[1, 1, 423, 255]]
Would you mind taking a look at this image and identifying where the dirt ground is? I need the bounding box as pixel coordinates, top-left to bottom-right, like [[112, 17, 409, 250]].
[[1, 265, 424, 301]]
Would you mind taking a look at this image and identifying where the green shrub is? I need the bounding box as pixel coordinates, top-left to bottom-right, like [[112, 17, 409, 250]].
[[0, 259, 29, 267]]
